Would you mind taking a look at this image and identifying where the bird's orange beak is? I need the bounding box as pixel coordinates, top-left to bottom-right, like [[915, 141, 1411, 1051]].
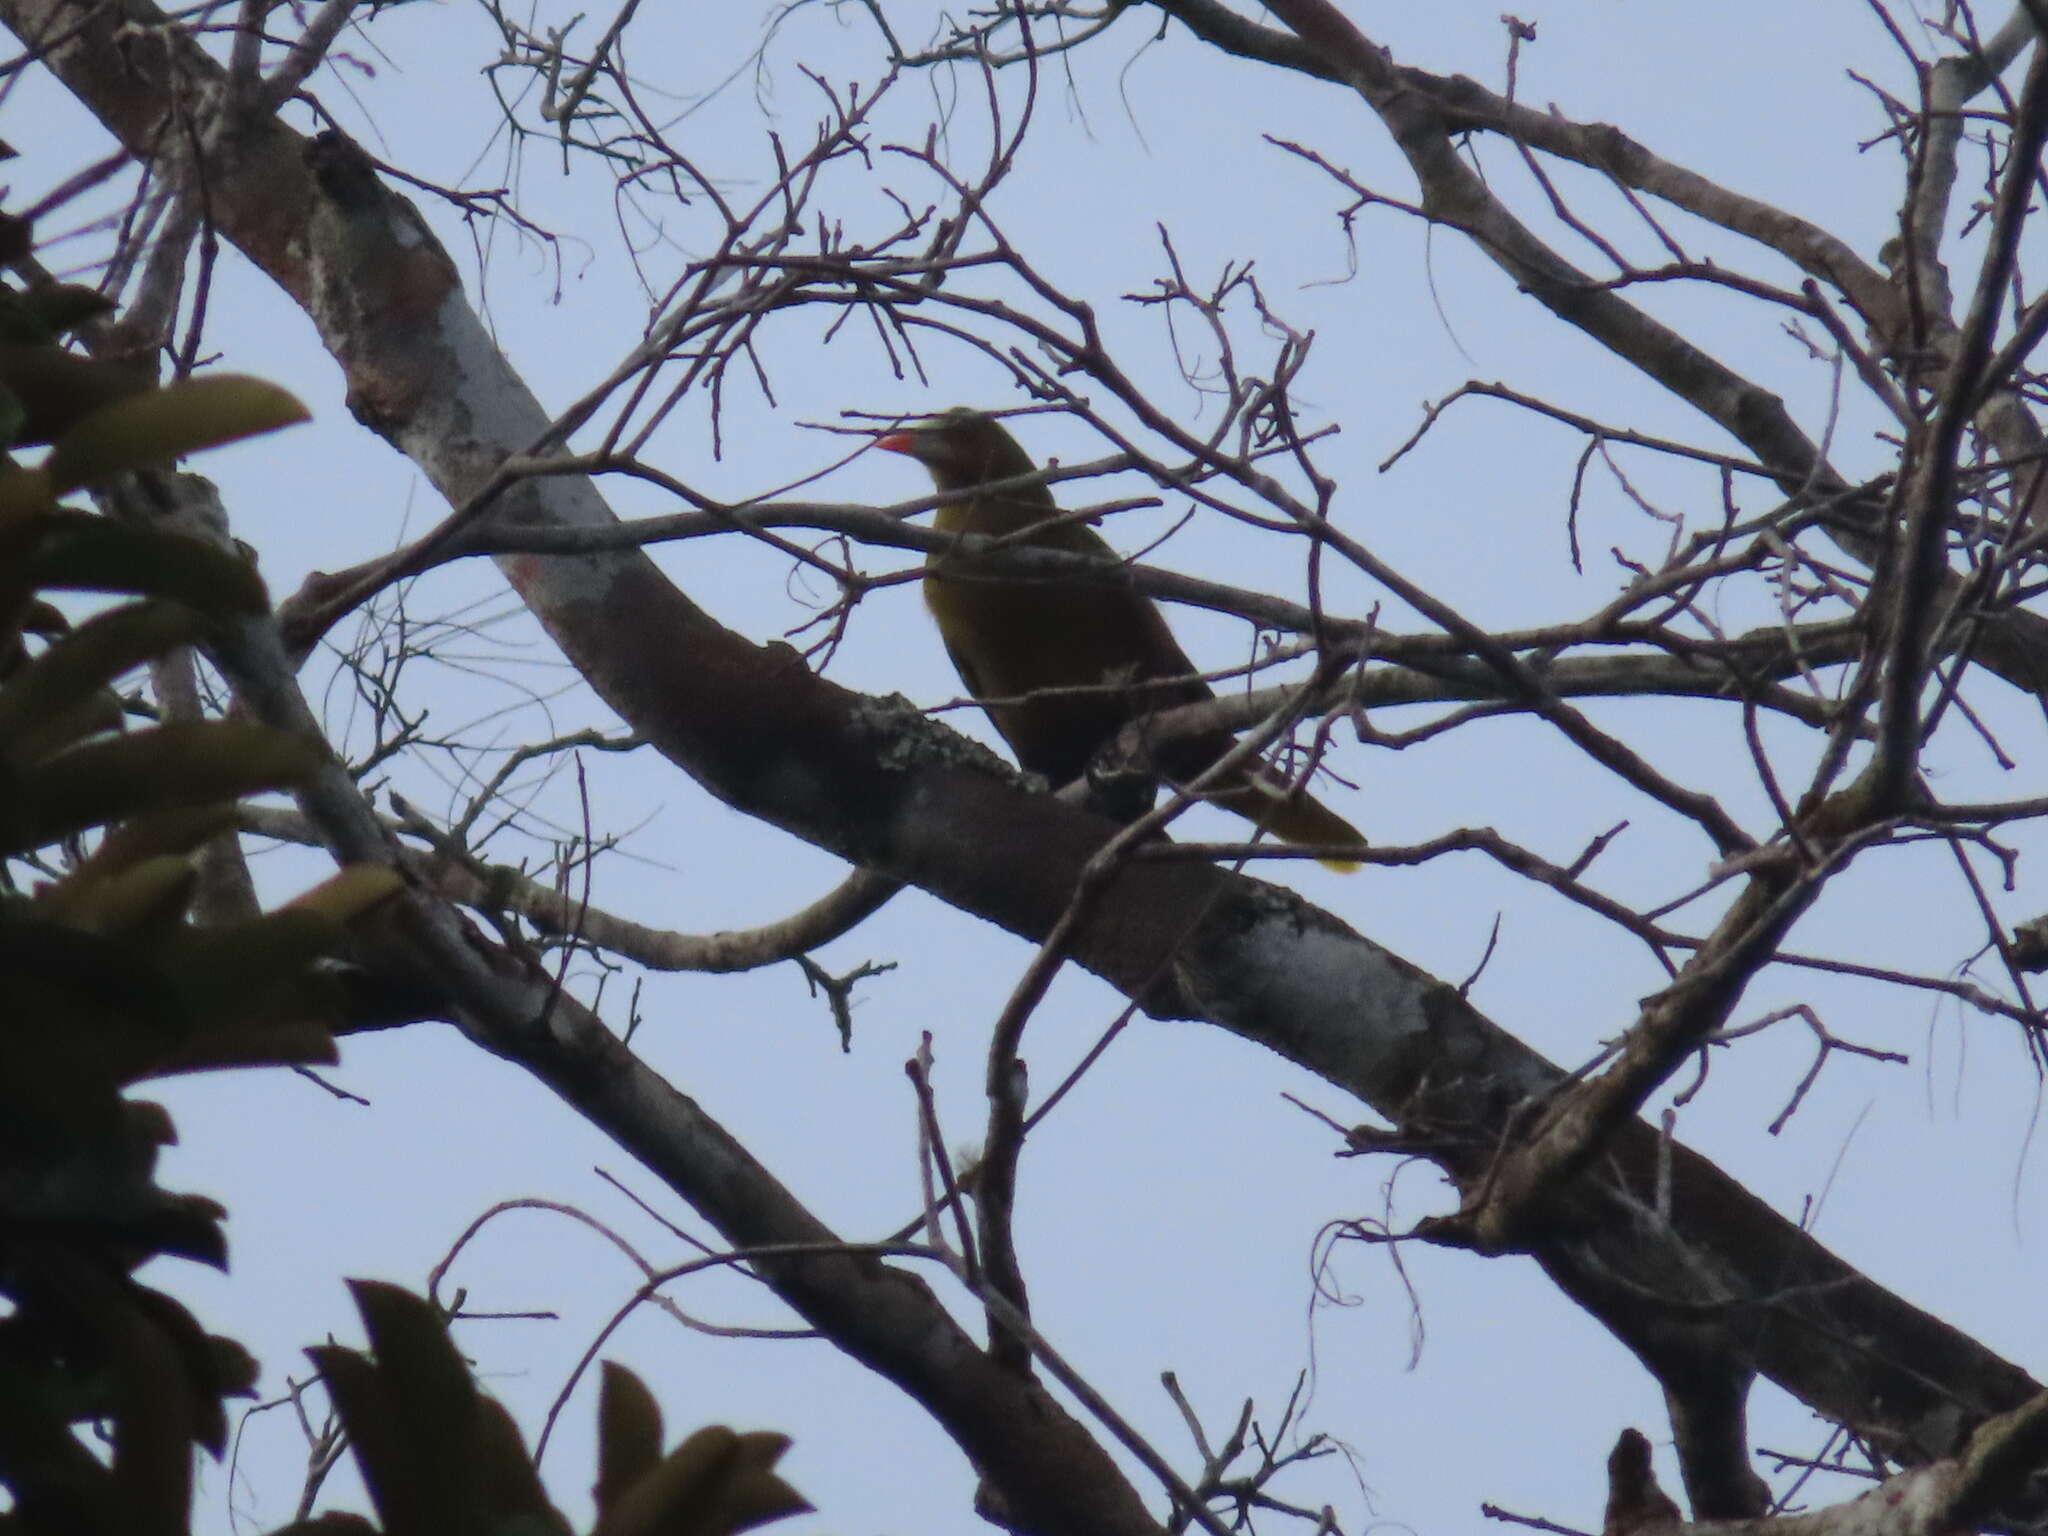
[[874, 431, 917, 456]]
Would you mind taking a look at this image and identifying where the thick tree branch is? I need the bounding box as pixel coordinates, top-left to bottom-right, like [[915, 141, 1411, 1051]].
[[13, 2, 2045, 1528]]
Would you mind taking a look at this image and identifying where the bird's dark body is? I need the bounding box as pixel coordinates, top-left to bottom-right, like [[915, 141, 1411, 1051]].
[[923, 516, 1220, 791], [879, 407, 1361, 866]]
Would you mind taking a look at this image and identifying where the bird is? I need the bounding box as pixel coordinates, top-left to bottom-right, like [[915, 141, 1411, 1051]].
[[875, 407, 1361, 870]]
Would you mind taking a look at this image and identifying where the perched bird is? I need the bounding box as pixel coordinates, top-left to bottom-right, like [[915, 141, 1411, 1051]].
[[876, 407, 1361, 869]]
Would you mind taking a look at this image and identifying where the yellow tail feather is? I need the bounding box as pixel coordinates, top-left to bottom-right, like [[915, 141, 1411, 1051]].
[[1206, 778, 1364, 873]]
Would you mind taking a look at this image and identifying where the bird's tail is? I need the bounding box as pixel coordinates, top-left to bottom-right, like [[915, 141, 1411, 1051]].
[[1204, 775, 1364, 873]]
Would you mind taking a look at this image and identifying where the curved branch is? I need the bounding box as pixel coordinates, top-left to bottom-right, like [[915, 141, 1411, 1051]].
[[16, 0, 2045, 1526], [238, 804, 900, 973]]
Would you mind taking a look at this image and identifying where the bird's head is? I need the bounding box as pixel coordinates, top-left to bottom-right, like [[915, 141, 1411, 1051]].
[[875, 407, 1037, 491]]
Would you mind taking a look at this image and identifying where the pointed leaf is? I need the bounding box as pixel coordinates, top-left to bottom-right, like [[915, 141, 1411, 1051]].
[[598, 1425, 806, 1536], [124, 1286, 240, 1456], [7, 685, 127, 764], [474, 1395, 571, 1535], [596, 1363, 666, 1514], [0, 601, 204, 761], [44, 854, 199, 939], [0, 1353, 130, 1526], [68, 804, 241, 887], [601, 1427, 808, 1536], [593, 1426, 747, 1536], [0, 917, 191, 1108], [9, 509, 269, 613], [696, 1433, 809, 1536], [153, 908, 353, 1031], [3, 721, 322, 853], [19, 284, 117, 341], [25, 1248, 197, 1536], [139, 1013, 340, 1077], [348, 1280, 487, 1536], [0, 341, 153, 448], [309, 1344, 429, 1536], [0, 461, 53, 521], [205, 1334, 261, 1400], [0, 382, 25, 448], [45, 374, 307, 493], [281, 864, 404, 924]]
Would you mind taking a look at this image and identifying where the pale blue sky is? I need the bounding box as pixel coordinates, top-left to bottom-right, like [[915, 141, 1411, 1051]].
[[17, 3, 2046, 1532]]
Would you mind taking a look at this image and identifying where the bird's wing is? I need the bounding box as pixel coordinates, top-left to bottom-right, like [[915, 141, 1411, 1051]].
[[938, 628, 994, 705]]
